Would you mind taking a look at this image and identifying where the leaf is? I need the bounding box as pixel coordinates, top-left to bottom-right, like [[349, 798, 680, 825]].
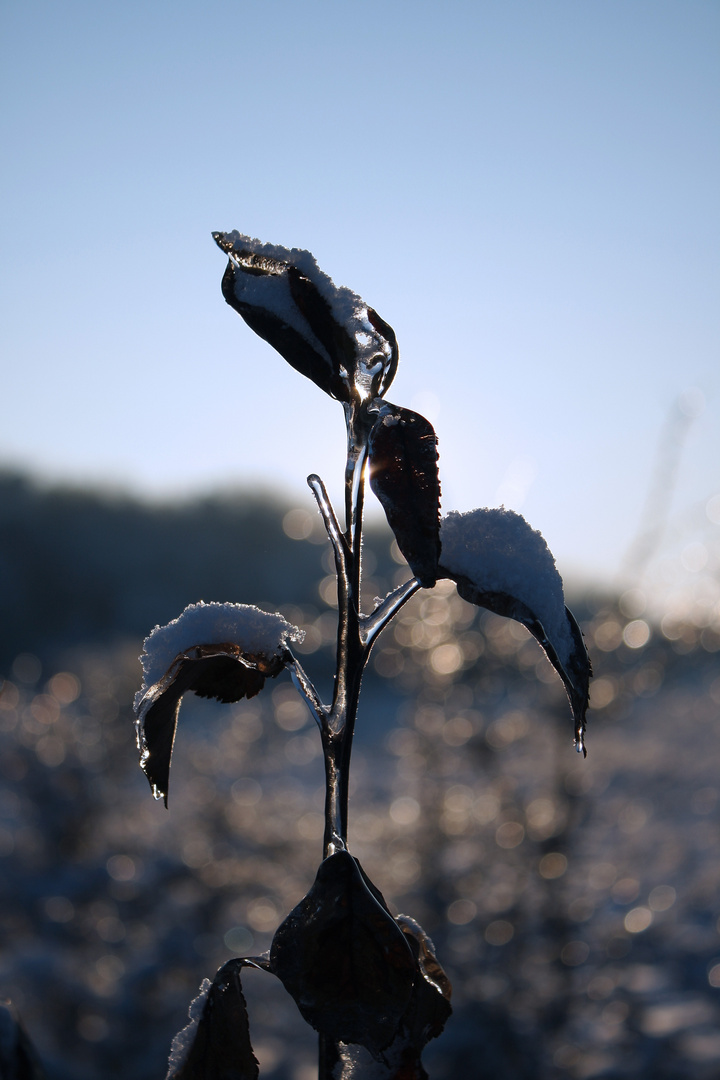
[[438, 508, 591, 752], [368, 403, 441, 587], [166, 960, 260, 1080], [219, 255, 351, 401], [135, 645, 282, 806], [270, 851, 417, 1055], [134, 602, 303, 804], [214, 231, 398, 403], [323, 915, 452, 1079]]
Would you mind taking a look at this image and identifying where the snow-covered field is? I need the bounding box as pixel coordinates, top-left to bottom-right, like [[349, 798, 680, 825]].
[[1, 583, 719, 1079]]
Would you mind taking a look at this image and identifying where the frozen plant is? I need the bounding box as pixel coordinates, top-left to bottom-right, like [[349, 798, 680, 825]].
[[133, 232, 592, 1079]]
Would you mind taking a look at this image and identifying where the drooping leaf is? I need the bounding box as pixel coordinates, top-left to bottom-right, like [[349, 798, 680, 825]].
[[134, 602, 303, 804], [270, 851, 417, 1055], [368, 403, 441, 587], [166, 960, 260, 1080], [214, 231, 398, 403], [438, 508, 591, 752]]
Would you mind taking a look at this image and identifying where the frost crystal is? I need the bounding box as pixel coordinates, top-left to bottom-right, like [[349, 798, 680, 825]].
[[440, 508, 574, 659], [136, 601, 304, 705], [165, 978, 212, 1079]]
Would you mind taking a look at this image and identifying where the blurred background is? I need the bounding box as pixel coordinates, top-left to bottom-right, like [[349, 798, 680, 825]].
[[1, 1, 719, 1077]]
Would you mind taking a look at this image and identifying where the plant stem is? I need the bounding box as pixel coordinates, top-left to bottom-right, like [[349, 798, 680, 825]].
[[309, 404, 420, 863]]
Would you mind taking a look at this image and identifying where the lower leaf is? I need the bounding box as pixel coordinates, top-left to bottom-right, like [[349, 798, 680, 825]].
[[166, 959, 261, 1080], [270, 851, 417, 1055]]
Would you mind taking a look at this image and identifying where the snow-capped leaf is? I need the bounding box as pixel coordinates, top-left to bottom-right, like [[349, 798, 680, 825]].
[[214, 232, 398, 403], [166, 960, 260, 1080], [368, 403, 441, 587], [134, 602, 303, 804], [270, 851, 416, 1055], [438, 508, 591, 752]]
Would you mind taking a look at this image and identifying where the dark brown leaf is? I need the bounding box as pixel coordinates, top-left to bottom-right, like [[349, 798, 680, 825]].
[[323, 916, 452, 1079], [270, 851, 416, 1055], [167, 960, 259, 1080], [368, 404, 441, 587], [135, 644, 286, 806]]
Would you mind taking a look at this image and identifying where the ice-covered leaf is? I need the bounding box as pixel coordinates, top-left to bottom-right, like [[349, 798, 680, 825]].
[[134, 602, 303, 804], [214, 232, 398, 403], [270, 851, 416, 1055], [166, 961, 259, 1080], [368, 403, 441, 587], [439, 508, 591, 752]]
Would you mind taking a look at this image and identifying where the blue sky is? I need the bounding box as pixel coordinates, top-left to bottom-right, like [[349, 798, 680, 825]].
[[1, 1, 718, 594]]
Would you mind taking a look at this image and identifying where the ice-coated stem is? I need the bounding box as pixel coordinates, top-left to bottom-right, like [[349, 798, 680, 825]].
[[307, 474, 348, 580], [286, 656, 327, 731], [306, 403, 378, 860], [308, 402, 415, 869], [361, 577, 423, 648]]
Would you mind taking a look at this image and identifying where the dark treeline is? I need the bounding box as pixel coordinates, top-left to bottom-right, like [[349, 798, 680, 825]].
[[0, 470, 365, 671]]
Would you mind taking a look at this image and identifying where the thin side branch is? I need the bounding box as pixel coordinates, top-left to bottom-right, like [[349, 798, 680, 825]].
[[308, 474, 348, 571], [360, 577, 423, 649], [286, 656, 328, 731]]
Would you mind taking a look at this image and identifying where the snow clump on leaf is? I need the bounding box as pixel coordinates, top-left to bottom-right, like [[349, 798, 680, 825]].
[[136, 600, 304, 704]]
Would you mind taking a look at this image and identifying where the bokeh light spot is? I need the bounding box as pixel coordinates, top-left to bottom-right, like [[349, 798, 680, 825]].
[[623, 620, 650, 649], [495, 822, 525, 849], [648, 885, 676, 912], [224, 925, 254, 953], [485, 920, 514, 946], [624, 906, 653, 933], [539, 852, 567, 879], [282, 508, 313, 540], [389, 796, 420, 826], [447, 899, 477, 925], [430, 643, 463, 675]]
